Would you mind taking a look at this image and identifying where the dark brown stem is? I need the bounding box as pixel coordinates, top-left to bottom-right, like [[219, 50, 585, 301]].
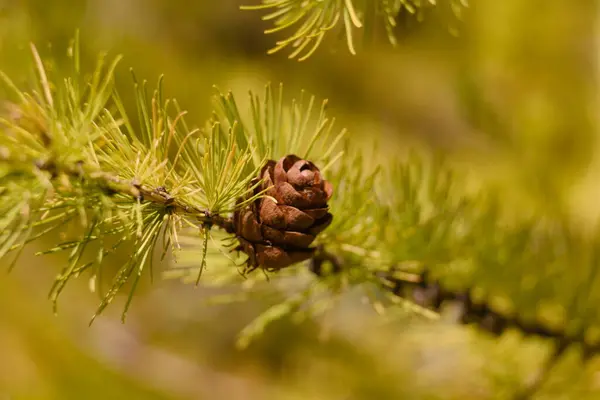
[[308, 251, 600, 361], [378, 268, 599, 354]]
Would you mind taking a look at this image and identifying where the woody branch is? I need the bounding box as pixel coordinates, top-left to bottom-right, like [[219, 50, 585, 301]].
[[0, 145, 234, 232]]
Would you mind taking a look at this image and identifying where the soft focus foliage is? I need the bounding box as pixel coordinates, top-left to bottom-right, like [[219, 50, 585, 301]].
[[0, 1, 598, 399]]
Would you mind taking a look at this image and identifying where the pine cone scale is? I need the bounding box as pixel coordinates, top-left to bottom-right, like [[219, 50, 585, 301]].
[[255, 244, 314, 268], [302, 208, 329, 220], [239, 209, 263, 242], [308, 213, 333, 236], [275, 205, 315, 230], [258, 199, 287, 228], [260, 200, 316, 230], [274, 182, 309, 207], [261, 225, 316, 248]]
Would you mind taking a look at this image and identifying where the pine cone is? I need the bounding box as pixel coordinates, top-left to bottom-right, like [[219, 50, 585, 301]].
[[233, 155, 333, 272]]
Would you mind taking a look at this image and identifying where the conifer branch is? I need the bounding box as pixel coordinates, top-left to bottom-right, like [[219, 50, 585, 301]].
[[0, 148, 234, 231], [2, 38, 599, 400], [241, 0, 469, 59], [0, 38, 346, 320], [375, 267, 600, 358]]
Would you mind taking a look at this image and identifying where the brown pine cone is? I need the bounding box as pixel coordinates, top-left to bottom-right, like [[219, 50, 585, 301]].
[[233, 154, 333, 272]]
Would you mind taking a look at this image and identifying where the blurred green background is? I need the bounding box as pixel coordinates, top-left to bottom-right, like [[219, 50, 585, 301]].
[[1, 0, 599, 399]]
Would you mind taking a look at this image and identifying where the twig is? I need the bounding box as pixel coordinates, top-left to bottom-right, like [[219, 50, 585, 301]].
[[0, 148, 234, 232], [307, 252, 600, 361]]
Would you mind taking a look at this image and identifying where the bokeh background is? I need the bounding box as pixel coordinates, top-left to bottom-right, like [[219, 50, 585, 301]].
[[0, 0, 599, 399]]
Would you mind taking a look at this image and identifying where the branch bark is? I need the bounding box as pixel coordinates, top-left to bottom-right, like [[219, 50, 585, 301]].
[[308, 250, 600, 362]]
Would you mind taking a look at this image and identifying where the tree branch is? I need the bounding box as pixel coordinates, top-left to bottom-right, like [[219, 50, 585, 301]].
[[309, 248, 600, 361], [0, 146, 234, 232]]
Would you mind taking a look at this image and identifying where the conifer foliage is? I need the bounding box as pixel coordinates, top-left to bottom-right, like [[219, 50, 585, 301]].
[[0, 36, 347, 321], [0, 2, 597, 398], [241, 0, 468, 59]]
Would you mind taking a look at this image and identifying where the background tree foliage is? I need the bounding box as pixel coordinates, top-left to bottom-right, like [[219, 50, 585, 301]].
[[0, 0, 598, 399]]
